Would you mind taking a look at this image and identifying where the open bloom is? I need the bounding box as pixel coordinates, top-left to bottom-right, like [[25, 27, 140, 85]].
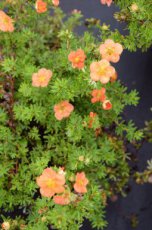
[[54, 101, 74, 120], [53, 190, 71, 205], [0, 11, 14, 32], [99, 39, 123, 63], [52, 0, 60, 6], [100, 0, 113, 7], [102, 100, 112, 110], [32, 68, 52, 87], [74, 172, 89, 193], [88, 112, 97, 128], [68, 49, 86, 69], [35, 0, 47, 13], [90, 59, 115, 84], [36, 168, 65, 197], [91, 88, 106, 103]]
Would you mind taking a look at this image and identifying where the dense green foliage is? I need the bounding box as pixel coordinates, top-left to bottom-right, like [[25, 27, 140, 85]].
[[0, 1, 147, 229], [114, 0, 152, 51]]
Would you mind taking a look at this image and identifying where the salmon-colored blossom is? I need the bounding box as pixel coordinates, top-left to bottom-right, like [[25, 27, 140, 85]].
[[90, 59, 115, 84], [74, 172, 89, 193], [54, 100, 74, 120], [52, 0, 59, 6], [35, 0, 47, 13], [32, 68, 52, 87], [99, 39, 123, 63], [68, 49, 86, 69], [91, 88, 106, 103], [102, 100, 112, 110], [53, 190, 71, 205], [0, 11, 14, 32], [88, 112, 97, 128], [36, 167, 65, 197], [100, 0, 113, 7]]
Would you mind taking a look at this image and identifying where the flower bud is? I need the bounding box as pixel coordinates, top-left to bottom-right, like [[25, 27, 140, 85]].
[[41, 216, 47, 222], [131, 3, 138, 12], [101, 24, 109, 30], [79, 156, 84, 162], [69, 175, 75, 182], [1, 222, 10, 230], [85, 158, 90, 165]]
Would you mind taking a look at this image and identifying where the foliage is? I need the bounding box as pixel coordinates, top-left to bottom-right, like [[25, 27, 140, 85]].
[[0, 1, 145, 230], [114, 0, 152, 51]]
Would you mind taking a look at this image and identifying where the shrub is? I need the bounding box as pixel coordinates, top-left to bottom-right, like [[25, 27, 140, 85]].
[[0, 1, 145, 229]]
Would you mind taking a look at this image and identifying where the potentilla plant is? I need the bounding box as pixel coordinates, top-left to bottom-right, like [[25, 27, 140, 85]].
[[0, 1, 143, 230]]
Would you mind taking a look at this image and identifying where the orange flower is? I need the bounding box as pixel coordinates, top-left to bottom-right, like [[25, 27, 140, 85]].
[[102, 100, 112, 110], [53, 190, 71, 205], [68, 49, 86, 69], [52, 0, 60, 6], [0, 11, 14, 32], [74, 172, 89, 194], [35, 0, 47, 13], [36, 167, 65, 198], [54, 101, 74, 120], [99, 39, 123, 63], [100, 0, 113, 7], [90, 59, 115, 84], [88, 112, 97, 128], [32, 68, 52, 87], [91, 88, 106, 103], [110, 71, 118, 82]]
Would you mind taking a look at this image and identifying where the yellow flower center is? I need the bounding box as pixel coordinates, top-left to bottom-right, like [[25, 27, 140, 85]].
[[59, 105, 66, 112], [97, 66, 106, 75], [106, 47, 114, 55], [74, 57, 80, 63], [47, 179, 55, 188], [97, 92, 102, 97], [4, 17, 9, 25], [39, 75, 46, 83], [78, 180, 83, 186]]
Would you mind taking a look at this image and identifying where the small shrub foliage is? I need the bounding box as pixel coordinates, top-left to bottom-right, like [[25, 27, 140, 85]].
[[114, 0, 152, 51], [0, 1, 145, 229]]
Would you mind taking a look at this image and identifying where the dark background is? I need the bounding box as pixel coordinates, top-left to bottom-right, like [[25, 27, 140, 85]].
[[60, 1, 152, 230]]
